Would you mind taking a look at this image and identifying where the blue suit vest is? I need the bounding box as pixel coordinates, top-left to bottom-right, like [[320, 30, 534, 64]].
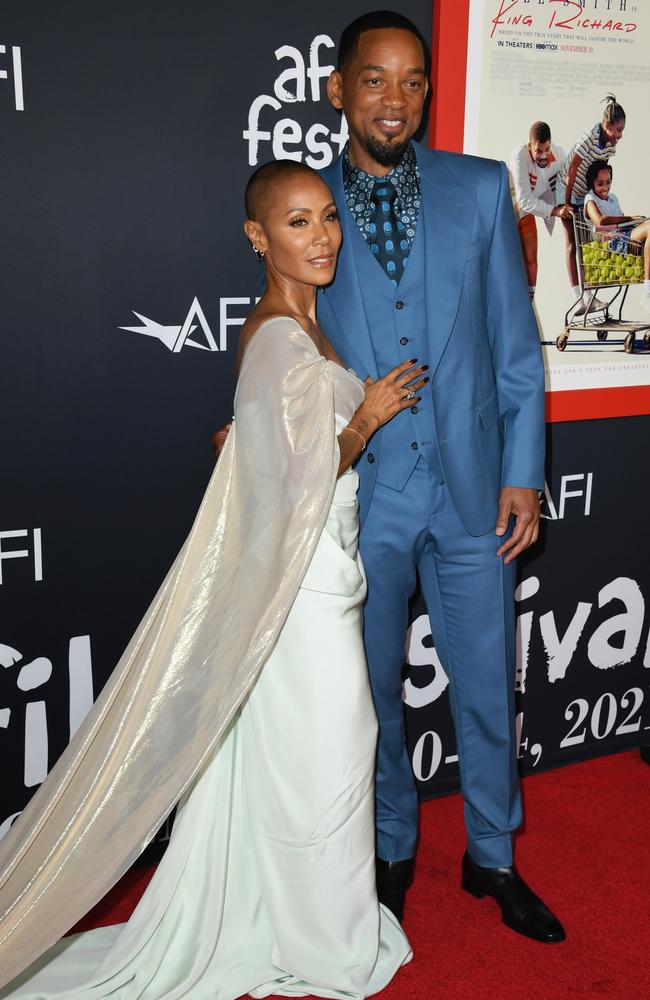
[[349, 215, 443, 490]]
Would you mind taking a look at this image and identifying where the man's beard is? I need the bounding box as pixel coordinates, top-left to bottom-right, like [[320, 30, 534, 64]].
[[364, 133, 410, 169]]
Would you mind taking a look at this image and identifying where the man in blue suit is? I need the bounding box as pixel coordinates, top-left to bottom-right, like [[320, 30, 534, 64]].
[[317, 11, 564, 942]]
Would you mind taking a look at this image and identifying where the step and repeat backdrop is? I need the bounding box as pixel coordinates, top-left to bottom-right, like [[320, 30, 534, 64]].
[[1, 1, 648, 840]]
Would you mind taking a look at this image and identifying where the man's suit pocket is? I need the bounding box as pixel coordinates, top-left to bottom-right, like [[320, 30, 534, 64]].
[[476, 389, 499, 431]]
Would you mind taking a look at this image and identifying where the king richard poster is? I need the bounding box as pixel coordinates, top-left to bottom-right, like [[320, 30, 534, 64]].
[[463, 0, 650, 398]]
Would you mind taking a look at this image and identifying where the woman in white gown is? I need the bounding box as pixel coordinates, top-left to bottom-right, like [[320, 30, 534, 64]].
[[0, 161, 428, 999]]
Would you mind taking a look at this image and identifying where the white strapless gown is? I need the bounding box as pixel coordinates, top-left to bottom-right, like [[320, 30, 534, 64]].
[[1, 374, 411, 1000]]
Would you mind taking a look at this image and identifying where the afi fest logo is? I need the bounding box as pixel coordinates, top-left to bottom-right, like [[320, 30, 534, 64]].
[[243, 33, 348, 167], [0, 43, 24, 110], [119, 296, 261, 353], [0, 637, 94, 838]]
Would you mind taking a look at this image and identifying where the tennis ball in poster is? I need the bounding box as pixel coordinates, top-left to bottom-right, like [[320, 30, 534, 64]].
[[625, 267, 634, 278], [627, 255, 635, 265]]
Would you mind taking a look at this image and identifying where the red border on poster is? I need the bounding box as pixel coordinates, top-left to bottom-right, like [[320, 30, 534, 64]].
[[428, 0, 649, 423]]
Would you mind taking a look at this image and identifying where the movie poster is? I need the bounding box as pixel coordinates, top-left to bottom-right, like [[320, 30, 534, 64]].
[[464, 0, 650, 398]]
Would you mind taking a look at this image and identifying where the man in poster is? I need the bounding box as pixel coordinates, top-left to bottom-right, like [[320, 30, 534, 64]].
[[509, 121, 572, 301]]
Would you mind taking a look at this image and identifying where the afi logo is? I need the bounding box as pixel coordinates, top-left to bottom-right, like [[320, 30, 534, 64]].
[[120, 296, 260, 352], [540, 473, 593, 520], [243, 33, 348, 167], [120, 297, 218, 353], [0, 44, 24, 110], [0, 529, 43, 584]]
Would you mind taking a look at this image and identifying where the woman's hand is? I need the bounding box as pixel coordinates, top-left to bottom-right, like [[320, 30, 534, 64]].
[[359, 359, 429, 431], [336, 360, 428, 478], [211, 422, 232, 458]]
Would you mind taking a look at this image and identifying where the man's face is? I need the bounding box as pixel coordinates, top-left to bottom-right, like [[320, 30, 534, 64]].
[[327, 28, 428, 175], [529, 139, 551, 167]]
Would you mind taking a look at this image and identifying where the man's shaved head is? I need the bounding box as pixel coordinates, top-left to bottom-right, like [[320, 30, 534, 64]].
[[244, 160, 318, 222]]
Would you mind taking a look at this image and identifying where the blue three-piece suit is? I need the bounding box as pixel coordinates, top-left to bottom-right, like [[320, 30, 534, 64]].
[[319, 143, 545, 868]]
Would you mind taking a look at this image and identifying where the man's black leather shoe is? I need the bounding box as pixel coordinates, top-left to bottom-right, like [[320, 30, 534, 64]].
[[461, 851, 566, 943], [376, 858, 414, 923]]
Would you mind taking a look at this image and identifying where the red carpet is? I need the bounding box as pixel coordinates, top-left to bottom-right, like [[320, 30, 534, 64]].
[[71, 751, 650, 999]]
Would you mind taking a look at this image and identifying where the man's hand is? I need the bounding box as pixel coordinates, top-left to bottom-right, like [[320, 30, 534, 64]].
[[495, 486, 540, 564], [552, 204, 573, 220], [211, 422, 232, 458]]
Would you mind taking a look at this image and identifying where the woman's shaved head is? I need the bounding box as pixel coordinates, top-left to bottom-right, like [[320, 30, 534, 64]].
[[244, 160, 319, 222]]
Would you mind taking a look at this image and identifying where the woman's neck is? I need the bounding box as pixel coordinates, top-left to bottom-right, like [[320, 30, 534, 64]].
[[264, 273, 318, 323]]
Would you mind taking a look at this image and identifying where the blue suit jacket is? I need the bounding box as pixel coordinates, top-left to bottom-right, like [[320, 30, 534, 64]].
[[318, 143, 545, 537]]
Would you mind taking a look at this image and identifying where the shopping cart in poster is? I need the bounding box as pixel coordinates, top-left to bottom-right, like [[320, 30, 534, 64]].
[[554, 212, 650, 353]]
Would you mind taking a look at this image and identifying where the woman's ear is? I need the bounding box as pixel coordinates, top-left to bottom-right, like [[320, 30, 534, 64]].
[[244, 219, 266, 254]]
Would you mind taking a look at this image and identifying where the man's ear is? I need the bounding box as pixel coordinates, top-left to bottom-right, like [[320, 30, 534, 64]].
[[243, 219, 266, 252], [326, 69, 344, 111]]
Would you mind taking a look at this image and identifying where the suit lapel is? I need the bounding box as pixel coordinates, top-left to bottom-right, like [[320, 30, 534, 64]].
[[415, 146, 475, 376], [319, 160, 380, 379], [321, 147, 476, 379]]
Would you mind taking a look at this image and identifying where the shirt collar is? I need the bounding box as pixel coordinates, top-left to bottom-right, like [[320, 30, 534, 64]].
[[342, 143, 419, 215]]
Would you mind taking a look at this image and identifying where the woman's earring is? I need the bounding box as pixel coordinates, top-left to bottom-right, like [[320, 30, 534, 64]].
[[252, 244, 265, 261]]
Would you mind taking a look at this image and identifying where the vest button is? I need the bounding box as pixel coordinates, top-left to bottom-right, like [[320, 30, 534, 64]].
[[367, 452, 375, 464], [395, 300, 405, 310], [410, 441, 419, 450], [410, 405, 419, 414], [399, 336, 409, 346]]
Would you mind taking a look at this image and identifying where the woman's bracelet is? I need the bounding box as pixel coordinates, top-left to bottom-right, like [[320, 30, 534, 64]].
[[341, 425, 367, 451]]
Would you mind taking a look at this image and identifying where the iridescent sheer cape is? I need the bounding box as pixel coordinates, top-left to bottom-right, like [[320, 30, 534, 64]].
[[0, 319, 340, 990]]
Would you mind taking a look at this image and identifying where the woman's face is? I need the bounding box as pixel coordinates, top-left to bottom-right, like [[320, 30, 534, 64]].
[[602, 117, 625, 146], [593, 168, 612, 200], [254, 173, 341, 287]]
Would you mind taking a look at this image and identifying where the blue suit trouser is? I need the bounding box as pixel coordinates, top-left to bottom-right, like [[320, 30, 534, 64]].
[[360, 459, 522, 869]]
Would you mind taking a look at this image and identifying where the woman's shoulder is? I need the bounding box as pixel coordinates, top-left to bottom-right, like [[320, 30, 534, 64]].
[[237, 310, 321, 373], [574, 123, 599, 149]]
